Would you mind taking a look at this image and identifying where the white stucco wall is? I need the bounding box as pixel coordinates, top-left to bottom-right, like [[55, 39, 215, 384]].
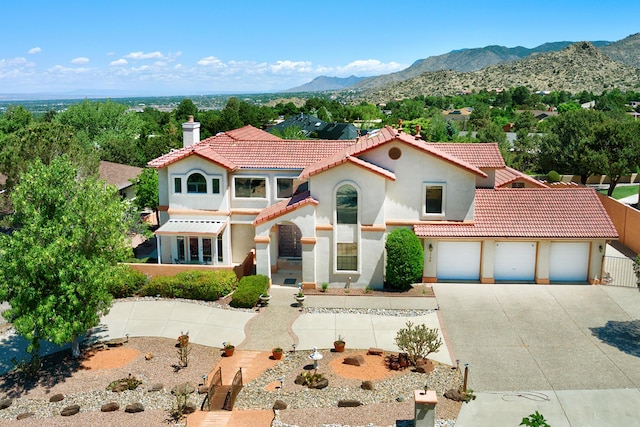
[[166, 157, 229, 211]]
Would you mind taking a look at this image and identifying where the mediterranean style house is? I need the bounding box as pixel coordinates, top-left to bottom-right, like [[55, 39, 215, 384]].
[[148, 118, 618, 288]]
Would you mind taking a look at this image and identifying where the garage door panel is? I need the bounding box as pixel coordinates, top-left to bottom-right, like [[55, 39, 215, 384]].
[[549, 242, 589, 282], [494, 242, 536, 281], [437, 241, 481, 280]]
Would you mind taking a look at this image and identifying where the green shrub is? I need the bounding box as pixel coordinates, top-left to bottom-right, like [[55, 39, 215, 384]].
[[546, 170, 562, 183], [385, 228, 424, 290], [230, 274, 270, 308], [520, 411, 550, 427], [140, 270, 237, 301], [108, 265, 147, 298], [394, 321, 443, 365]]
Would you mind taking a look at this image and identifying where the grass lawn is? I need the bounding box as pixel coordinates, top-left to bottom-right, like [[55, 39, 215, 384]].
[[597, 184, 639, 199]]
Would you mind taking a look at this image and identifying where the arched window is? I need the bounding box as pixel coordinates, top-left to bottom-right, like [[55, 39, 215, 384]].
[[336, 184, 357, 224], [187, 173, 207, 193]]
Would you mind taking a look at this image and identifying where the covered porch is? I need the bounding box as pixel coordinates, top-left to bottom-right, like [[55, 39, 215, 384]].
[[155, 218, 229, 265]]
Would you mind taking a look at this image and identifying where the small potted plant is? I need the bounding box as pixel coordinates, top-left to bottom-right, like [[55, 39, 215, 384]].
[[259, 292, 272, 305], [272, 347, 283, 360], [294, 290, 305, 306], [334, 335, 346, 352], [223, 341, 235, 357]]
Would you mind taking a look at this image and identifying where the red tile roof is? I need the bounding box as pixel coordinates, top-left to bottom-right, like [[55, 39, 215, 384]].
[[299, 154, 396, 181], [427, 143, 505, 169], [301, 126, 487, 179], [414, 188, 618, 239], [253, 190, 318, 225], [148, 125, 355, 170], [495, 166, 548, 188]]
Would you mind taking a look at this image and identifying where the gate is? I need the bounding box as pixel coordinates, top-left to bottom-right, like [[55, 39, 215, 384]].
[[223, 368, 243, 411], [602, 256, 637, 288]]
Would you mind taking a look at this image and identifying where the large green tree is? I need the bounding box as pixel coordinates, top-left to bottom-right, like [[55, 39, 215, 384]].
[[0, 157, 131, 362], [132, 167, 159, 223], [592, 119, 640, 196], [385, 228, 424, 290]]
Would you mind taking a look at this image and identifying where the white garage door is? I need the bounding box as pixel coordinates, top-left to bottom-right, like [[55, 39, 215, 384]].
[[437, 241, 481, 280], [494, 242, 537, 281], [549, 242, 589, 282]]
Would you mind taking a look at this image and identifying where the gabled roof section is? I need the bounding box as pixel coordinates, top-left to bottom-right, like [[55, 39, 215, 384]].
[[148, 125, 355, 170], [299, 154, 396, 181], [301, 126, 487, 179], [98, 161, 142, 190], [414, 188, 618, 239], [495, 166, 548, 188], [426, 143, 506, 169], [253, 191, 318, 225]]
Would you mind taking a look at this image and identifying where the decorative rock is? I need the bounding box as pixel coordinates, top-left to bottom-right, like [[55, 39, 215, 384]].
[[101, 402, 120, 412], [171, 382, 195, 395], [415, 359, 434, 374], [183, 403, 197, 414], [273, 400, 287, 410], [147, 383, 164, 392], [308, 378, 329, 389], [293, 374, 305, 385], [198, 385, 209, 394], [60, 404, 80, 416], [361, 380, 375, 391], [111, 383, 129, 393], [337, 399, 363, 407], [124, 402, 145, 413], [105, 338, 125, 347], [368, 347, 384, 356], [0, 398, 12, 410], [444, 388, 464, 402], [144, 352, 154, 360], [343, 355, 365, 366], [49, 393, 65, 402], [16, 412, 34, 420]]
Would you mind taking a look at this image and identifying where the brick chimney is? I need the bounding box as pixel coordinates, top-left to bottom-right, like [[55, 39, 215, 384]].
[[182, 115, 200, 148]]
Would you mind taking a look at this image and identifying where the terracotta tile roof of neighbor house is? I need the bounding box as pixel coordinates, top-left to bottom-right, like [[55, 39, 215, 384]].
[[253, 190, 319, 225], [495, 166, 548, 188], [414, 188, 618, 239], [98, 161, 142, 190], [428, 143, 506, 169], [148, 125, 355, 170]]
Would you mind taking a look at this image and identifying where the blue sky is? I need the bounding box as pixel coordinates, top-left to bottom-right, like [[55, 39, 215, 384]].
[[1, 0, 638, 96]]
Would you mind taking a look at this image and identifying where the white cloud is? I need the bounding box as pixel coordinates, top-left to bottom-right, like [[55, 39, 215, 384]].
[[28, 47, 42, 54], [48, 65, 91, 74], [270, 60, 313, 74], [334, 59, 406, 75], [71, 57, 90, 64], [197, 56, 225, 67], [124, 51, 165, 60], [110, 58, 128, 67]]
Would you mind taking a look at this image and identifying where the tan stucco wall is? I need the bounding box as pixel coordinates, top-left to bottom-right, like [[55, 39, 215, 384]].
[[231, 224, 255, 264], [597, 193, 640, 254]]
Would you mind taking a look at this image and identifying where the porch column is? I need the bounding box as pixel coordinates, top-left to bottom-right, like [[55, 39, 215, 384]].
[[254, 236, 271, 280], [300, 237, 317, 289]]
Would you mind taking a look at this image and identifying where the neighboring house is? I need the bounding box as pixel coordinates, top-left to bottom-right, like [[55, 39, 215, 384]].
[[148, 121, 617, 287], [98, 161, 142, 200], [269, 113, 360, 140], [495, 166, 548, 188]]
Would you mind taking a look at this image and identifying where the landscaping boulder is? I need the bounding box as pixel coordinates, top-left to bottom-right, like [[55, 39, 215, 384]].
[[0, 398, 12, 410], [273, 400, 287, 410], [145, 352, 154, 360], [111, 383, 129, 393], [147, 383, 163, 392], [198, 385, 209, 394], [338, 399, 363, 407], [183, 403, 197, 414], [16, 412, 34, 420], [368, 348, 384, 356], [49, 393, 65, 403], [361, 380, 375, 391], [444, 388, 464, 402], [61, 404, 80, 416], [294, 374, 305, 385], [101, 402, 119, 412], [124, 402, 145, 413], [415, 359, 434, 374], [343, 355, 365, 366], [308, 378, 329, 389]]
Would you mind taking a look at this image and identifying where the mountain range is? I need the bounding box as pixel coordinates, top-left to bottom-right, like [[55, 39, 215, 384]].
[[288, 33, 640, 102]]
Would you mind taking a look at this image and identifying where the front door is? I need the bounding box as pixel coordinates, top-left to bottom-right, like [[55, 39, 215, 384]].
[[278, 224, 302, 258]]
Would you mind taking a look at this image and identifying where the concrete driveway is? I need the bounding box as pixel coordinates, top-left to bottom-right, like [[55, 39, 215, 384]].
[[434, 284, 640, 392]]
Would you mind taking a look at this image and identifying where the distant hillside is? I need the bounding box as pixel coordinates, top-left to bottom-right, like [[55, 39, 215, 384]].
[[350, 42, 640, 103], [285, 75, 367, 92], [600, 33, 640, 68], [349, 40, 611, 90]]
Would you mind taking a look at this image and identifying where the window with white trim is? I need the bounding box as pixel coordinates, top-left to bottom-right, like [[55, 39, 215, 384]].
[[337, 242, 357, 271], [423, 183, 445, 216], [234, 177, 266, 198], [336, 184, 358, 224]]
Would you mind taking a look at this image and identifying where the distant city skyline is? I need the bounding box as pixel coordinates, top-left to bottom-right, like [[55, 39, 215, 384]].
[[1, 0, 639, 97]]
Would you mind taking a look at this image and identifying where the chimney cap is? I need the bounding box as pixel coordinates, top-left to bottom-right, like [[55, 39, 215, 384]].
[[187, 115, 194, 123]]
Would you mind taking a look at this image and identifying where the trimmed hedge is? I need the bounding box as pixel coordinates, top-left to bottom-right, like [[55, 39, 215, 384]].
[[140, 270, 238, 301], [230, 274, 270, 308], [108, 265, 148, 298], [385, 227, 424, 290]]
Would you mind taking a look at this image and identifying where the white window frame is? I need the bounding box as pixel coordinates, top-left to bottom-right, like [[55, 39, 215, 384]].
[[233, 176, 268, 199], [421, 182, 446, 219], [172, 170, 222, 196], [275, 177, 295, 199], [333, 180, 360, 274]]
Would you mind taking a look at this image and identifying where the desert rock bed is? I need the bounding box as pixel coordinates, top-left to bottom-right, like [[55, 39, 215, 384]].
[[0, 335, 463, 426]]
